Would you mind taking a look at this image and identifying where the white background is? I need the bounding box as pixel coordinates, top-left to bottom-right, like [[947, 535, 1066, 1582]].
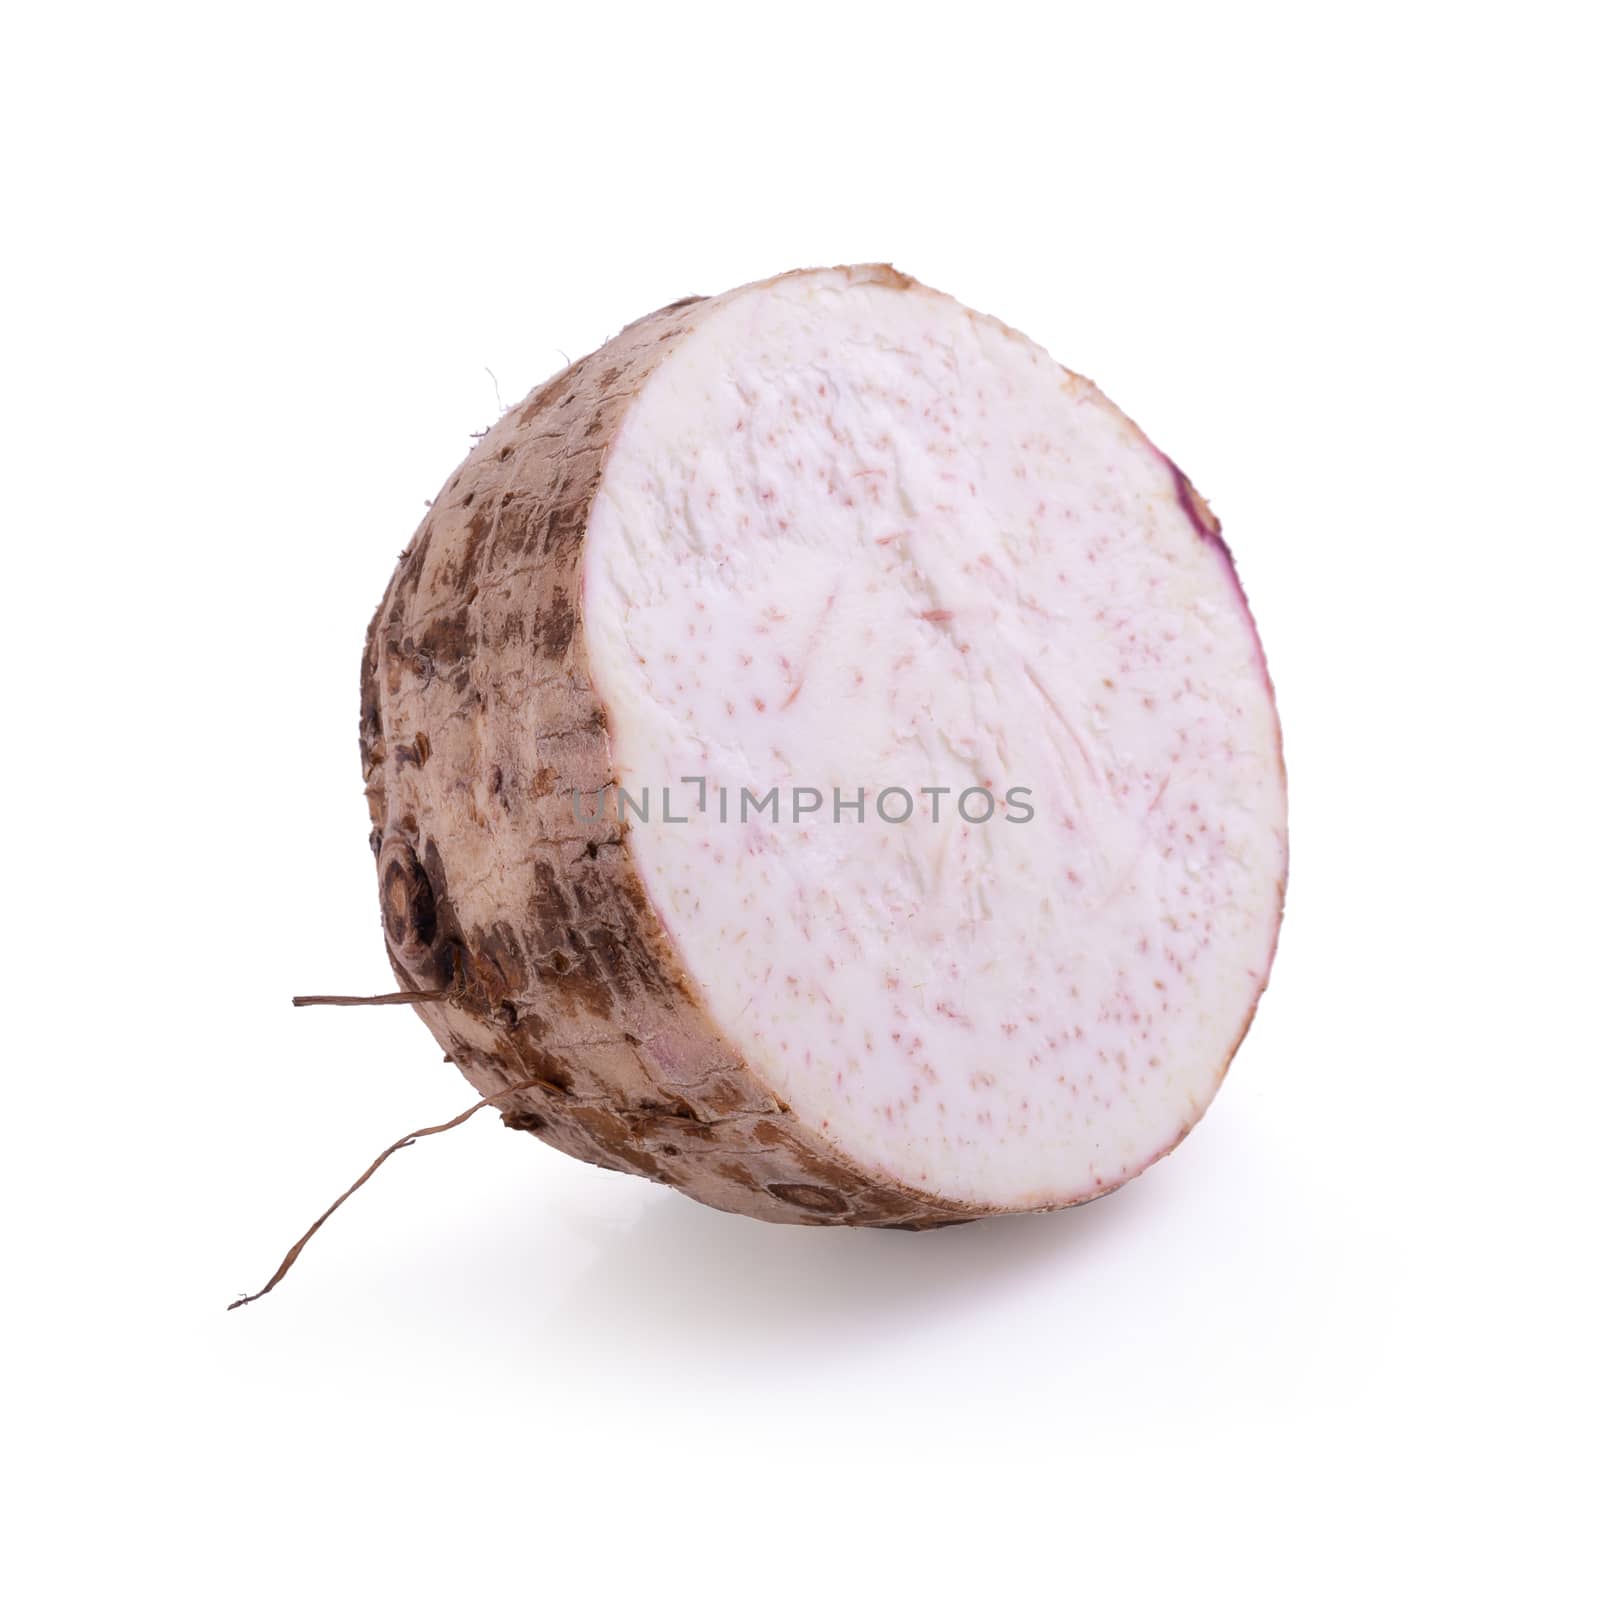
[[5, 3, 1596, 1595]]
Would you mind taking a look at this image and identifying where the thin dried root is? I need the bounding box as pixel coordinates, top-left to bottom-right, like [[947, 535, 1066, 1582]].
[[228, 1076, 545, 1310], [292, 990, 454, 1008]]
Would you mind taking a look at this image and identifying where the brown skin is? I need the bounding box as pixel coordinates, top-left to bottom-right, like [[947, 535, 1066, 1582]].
[[361, 267, 980, 1227]]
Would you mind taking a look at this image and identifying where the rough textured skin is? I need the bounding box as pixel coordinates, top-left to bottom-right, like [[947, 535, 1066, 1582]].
[[359, 264, 1278, 1227]]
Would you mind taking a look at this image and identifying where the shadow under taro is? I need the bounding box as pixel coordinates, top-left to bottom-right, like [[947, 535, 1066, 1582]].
[[529, 1161, 1175, 1376]]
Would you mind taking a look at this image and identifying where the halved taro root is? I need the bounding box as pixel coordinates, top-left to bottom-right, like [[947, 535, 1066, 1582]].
[[361, 264, 1287, 1228]]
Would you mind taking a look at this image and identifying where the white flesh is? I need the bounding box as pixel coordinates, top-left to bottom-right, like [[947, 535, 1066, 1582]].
[[583, 271, 1285, 1210]]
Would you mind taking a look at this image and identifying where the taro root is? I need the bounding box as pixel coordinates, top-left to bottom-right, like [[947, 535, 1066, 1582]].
[[360, 264, 1287, 1229]]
